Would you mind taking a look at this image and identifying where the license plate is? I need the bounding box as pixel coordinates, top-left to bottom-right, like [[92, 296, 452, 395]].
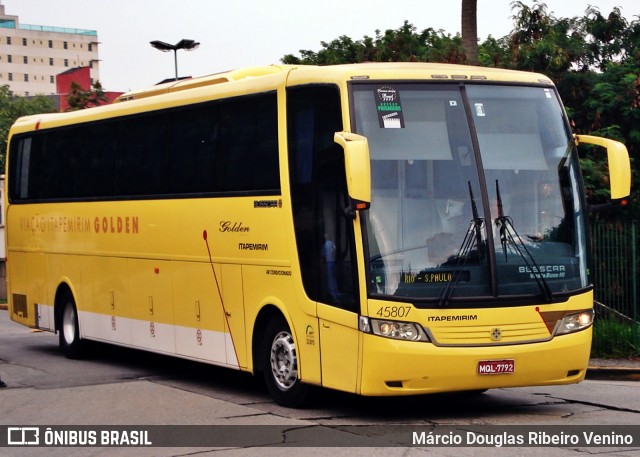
[[477, 359, 515, 375]]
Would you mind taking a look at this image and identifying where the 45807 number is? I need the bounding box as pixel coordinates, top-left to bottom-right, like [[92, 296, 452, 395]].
[[375, 306, 412, 318]]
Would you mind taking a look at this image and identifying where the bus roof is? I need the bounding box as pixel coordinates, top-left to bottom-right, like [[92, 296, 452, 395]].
[[9, 63, 555, 135], [115, 62, 554, 102], [115, 65, 294, 102]]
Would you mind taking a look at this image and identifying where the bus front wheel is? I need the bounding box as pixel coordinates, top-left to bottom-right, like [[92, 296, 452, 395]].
[[59, 293, 86, 359], [262, 316, 313, 408]]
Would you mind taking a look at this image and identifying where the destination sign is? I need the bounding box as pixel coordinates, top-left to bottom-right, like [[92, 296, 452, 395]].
[[401, 270, 471, 285]]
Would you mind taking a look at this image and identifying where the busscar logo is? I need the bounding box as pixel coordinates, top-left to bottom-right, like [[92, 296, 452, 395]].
[[8, 427, 40, 445]]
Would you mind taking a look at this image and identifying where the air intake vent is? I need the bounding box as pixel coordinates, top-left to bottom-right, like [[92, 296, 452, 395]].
[[12, 294, 28, 318]]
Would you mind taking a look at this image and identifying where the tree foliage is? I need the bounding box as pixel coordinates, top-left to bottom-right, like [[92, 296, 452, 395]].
[[0, 85, 55, 171], [66, 81, 107, 111], [281, 1, 640, 218], [282, 21, 465, 65]]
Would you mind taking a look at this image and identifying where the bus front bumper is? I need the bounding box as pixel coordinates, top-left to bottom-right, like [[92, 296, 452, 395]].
[[358, 328, 591, 396]]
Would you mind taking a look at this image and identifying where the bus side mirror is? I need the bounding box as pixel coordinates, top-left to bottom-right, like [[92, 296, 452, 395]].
[[574, 134, 631, 199], [334, 132, 371, 217]]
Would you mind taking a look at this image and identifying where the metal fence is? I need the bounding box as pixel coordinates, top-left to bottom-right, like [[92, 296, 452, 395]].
[[589, 220, 639, 357]]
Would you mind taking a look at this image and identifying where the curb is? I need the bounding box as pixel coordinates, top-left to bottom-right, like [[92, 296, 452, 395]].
[[586, 366, 640, 381]]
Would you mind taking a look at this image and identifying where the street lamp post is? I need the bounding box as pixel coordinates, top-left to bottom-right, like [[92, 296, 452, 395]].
[[150, 39, 200, 81]]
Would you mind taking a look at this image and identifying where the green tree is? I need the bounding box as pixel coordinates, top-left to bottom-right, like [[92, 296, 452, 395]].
[[0, 85, 55, 171], [582, 6, 629, 70], [282, 21, 465, 65], [508, 1, 587, 78], [477, 35, 512, 67], [66, 81, 107, 111]]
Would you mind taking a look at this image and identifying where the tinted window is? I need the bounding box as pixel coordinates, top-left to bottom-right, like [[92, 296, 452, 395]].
[[116, 115, 166, 196], [8, 91, 280, 202], [165, 105, 219, 194], [217, 94, 279, 192], [288, 84, 358, 311]]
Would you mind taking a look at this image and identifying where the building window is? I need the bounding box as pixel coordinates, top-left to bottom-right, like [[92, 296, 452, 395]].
[[63, 41, 68, 49], [88, 43, 93, 52], [24, 74, 29, 82], [89, 61, 93, 69], [8, 73, 12, 81], [48, 40, 53, 48], [7, 55, 12, 63], [64, 59, 69, 67], [49, 58, 54, 66], [7, 37, 11, 45], [22, 38, 27, 46], [23, 56, 28, 64], [50, 75, 54, 83]]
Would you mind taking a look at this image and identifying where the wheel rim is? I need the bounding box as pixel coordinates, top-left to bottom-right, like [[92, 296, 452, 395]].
[[62, 304, 76, 345], [269, 331, 298, 391]]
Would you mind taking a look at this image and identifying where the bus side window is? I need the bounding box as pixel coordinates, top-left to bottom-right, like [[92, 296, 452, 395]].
[[217, 93, 280, 192]]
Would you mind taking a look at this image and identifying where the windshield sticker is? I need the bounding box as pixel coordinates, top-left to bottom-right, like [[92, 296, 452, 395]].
[[375, 86, 405, 129], [474, 103, 486, 117]]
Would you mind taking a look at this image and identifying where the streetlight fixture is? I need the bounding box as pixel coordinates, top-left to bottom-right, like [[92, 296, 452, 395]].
[[150, 39, 200, 81]]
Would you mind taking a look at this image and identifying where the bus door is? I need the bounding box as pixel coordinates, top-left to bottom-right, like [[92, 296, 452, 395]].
[[287, 85, 361, 393], [316, 168, 360, 392]]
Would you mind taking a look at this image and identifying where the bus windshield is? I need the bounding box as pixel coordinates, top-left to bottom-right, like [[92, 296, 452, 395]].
[[352, 83, 588, 303]]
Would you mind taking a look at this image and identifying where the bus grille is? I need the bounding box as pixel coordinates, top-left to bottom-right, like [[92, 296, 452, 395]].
[[429, 321, 553, 346]]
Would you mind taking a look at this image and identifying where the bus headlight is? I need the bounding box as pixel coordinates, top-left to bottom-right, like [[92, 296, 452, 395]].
[[555, 309, 594, 335], [360, 316, 430, 342]]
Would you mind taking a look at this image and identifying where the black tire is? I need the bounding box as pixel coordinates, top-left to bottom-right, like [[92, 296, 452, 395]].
[[58, 292, 86, 359], [262, 316, 314, 408]]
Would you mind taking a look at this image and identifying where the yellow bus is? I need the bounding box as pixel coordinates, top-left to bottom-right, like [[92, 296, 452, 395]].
[[4, 63, 631, 407]]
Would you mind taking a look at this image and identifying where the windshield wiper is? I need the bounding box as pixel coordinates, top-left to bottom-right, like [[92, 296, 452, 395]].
[[437, 181, 484, 307], [494, 180, 553, 303]]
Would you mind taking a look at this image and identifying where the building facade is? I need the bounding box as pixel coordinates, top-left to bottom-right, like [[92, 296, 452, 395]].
[[0, 1, 100, 96]]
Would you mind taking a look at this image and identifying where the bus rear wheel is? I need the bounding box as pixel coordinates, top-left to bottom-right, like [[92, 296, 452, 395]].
[[262, 316, 313, 408], [58, 293, 86, 359]]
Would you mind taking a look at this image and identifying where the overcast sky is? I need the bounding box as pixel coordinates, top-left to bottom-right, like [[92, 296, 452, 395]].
[[3, 0, 638, 92]]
